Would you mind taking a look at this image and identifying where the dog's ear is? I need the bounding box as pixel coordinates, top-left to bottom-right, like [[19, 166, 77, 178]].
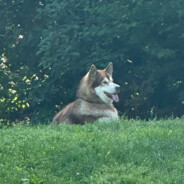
[[105, 62, 113, 76], [89, 64, 98, 80]]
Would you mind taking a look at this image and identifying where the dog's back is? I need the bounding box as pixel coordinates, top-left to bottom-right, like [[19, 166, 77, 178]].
[[53, 99, 118, 124]]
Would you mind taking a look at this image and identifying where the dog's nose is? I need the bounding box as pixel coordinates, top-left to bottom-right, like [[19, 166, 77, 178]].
[[116, 86, 120, 93]]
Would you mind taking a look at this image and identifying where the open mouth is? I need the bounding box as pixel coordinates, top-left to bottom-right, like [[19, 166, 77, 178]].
[[104, 92, 119, 102]]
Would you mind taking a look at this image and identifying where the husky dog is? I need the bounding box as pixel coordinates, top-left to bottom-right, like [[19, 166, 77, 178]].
[[53, 62, 120, 124]]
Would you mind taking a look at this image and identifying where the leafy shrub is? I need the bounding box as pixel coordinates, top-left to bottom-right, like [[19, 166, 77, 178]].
[[0, 0, 184, 124]]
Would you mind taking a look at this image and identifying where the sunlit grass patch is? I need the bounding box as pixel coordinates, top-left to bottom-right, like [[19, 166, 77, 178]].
[[0, 118, 184, 183]]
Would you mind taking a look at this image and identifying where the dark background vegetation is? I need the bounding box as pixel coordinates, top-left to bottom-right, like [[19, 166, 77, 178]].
[[0, 0, 184, 124]]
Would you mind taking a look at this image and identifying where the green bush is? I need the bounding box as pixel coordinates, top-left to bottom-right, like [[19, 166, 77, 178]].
[[0, 0, 184, 124]]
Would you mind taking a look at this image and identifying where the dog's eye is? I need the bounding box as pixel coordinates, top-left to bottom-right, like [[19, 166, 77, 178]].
[[102, 81, 108, 85]]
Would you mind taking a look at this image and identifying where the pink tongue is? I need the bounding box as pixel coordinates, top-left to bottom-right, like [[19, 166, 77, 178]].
[[112, 94, 119, 102]]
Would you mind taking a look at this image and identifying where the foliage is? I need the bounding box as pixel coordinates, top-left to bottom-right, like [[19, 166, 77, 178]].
[[0, 118, 184, 183], [0, 0, 184, 123], [0, 0, 48, 124]]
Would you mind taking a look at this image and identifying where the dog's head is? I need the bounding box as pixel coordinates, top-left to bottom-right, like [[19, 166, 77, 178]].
[[89, 62, 120, 105]]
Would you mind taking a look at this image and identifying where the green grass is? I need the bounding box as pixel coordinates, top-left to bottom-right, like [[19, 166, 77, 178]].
[[0, 118, 184, 184]]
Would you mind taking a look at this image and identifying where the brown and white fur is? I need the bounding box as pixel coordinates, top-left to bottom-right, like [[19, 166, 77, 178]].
[[53, 62, 120, 124]]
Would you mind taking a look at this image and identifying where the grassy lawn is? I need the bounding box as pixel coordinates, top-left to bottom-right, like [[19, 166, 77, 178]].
[[0, 118, 184, 184]]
